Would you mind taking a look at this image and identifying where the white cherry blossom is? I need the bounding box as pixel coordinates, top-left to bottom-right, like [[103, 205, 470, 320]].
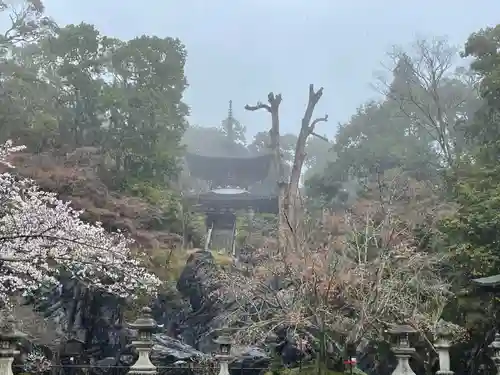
[[0, 141, 161, 307]]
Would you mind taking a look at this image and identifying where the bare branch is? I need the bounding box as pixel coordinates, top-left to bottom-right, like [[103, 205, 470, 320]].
[[310, 114, 328, 131], [0, 0, 56, 49], [268, 92, 283, 106], [244, 102, 271, 113], [308, 84, 324, 105], [311, 132, 329, 142], [244, 92, 283, 113], [374, 37, 480, 168], [218, 173, 458, 347]]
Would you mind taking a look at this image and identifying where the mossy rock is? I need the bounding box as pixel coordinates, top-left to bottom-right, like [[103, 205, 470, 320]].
[[146, 248, 190, 282], [210, 250, 233, 267]]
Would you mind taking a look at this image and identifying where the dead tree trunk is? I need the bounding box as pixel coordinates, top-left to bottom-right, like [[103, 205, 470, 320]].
[[287, 85, 328, 229], [245, 85, 328, 251], [245, 93, 286, 250]]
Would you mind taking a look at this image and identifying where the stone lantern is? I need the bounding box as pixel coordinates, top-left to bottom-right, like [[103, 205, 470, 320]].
[[0, 314, 26, 375], [434, 319, 454, 375], [213, 329, 233, 375], [472, 275, 500, 375], [387, 324, 416, 375], [490, 332, 500, 375], [128, 307, 157, 375]]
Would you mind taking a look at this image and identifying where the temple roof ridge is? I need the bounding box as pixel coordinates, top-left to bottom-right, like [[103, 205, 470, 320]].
[[185, 150, 272, 160], [184, 152, 274, 187]]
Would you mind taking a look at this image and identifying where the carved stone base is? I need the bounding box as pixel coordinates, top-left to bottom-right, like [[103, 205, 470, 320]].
[[128, 347, 156, 375], [0, 357, 14, 375]]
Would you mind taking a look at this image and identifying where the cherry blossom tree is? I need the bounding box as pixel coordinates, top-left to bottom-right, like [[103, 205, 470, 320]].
[[0, 140, 161, 308]]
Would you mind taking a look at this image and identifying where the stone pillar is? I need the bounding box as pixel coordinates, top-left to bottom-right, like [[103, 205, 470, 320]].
[[435, 319, 454, 375], [214, 330, 233, 375], [128, 307, 157, 375], [490, 332, 500, 375], [217, 356, 230, 375], [387, 324, 416, 375], [0, 314, 26, 375], [435, 339, 453, 375]]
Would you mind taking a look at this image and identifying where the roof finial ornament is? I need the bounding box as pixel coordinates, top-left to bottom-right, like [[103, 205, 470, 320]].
[[225, 100, 234, 143]]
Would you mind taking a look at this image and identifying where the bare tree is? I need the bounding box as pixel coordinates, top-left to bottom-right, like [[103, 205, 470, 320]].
[[219, 172, 457, 352], [245, 85, 328, 250], [0, 0, 56, 50], [375, 37, 480, 168]]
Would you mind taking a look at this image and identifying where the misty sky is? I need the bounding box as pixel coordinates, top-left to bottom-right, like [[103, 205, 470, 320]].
[[41, 0, 500, 140]]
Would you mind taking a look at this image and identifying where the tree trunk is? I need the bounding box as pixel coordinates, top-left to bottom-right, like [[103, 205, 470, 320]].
[[245, 85, 328, 253], [287, 85, 328, 234]]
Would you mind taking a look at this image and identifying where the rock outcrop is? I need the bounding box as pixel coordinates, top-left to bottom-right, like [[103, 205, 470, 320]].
[[152, 334, 208, 363], [176, 250, 227, 353]]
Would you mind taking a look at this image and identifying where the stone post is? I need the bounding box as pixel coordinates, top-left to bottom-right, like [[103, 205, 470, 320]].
[[387, 324, 416, 375], [434, 319, 453, 375], [490, 332, 500, 375], [0, 314, 26, 375], [214, 329, 232, 375], [128, 307, 157, 375]]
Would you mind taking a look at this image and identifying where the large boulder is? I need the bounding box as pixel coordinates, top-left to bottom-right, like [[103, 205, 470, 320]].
[[174, 250, 271, 375], [176, 250, 228, 352], [230, 347, 269, 375], [151, 334, 209, 364]]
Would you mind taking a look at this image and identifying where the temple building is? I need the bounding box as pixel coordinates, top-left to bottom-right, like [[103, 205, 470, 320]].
[[184, 101, 278, 253]]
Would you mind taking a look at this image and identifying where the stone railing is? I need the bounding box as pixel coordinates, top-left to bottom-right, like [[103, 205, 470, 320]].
[[0, 307, 232, 375]]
